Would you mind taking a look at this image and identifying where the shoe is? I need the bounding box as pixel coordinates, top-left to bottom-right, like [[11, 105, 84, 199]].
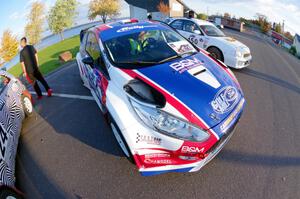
[[47, 89, 53, 97], [37, 96, 43, 100]]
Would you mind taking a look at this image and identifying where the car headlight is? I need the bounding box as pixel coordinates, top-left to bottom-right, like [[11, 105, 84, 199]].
[[129, 97, 210, 142]]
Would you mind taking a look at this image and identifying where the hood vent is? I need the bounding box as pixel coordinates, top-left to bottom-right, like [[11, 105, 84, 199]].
[[188, 66, 221, 89]]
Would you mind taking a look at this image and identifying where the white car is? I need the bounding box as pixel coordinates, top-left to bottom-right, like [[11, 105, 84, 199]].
[[168, 18, 252, 69]]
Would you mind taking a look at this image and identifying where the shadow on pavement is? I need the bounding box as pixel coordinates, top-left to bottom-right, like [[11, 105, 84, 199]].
[[235, 68, 300, 95], [16, 115, 68, 199], [217, 149, 300, 167], [35, 97, 124, 158]]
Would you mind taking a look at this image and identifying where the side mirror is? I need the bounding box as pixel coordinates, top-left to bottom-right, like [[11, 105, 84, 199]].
[[194, 30, 201, 35], [82, 56, 94, 67]]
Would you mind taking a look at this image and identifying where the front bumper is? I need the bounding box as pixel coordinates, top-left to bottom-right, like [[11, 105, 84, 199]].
[[231, 55, 252, 69], [138, 98, 245, 176], [139, 124, 237, 176]]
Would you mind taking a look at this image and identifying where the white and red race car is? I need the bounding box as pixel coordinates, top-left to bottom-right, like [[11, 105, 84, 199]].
[[168, 18, 252, 69], [76, 19, 245, 176]]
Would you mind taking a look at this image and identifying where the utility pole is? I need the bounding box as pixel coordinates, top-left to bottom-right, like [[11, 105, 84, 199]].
[[282, 20, 285, 33]]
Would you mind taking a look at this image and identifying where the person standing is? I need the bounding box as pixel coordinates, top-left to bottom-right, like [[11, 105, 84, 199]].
[[20, 37, 52, 99]]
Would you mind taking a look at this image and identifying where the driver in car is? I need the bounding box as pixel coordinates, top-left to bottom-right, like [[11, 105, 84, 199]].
[[129, 31, 152, 55]]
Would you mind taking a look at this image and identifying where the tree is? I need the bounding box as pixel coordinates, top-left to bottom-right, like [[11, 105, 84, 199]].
[[0, 30, 19, 62], [197, 13, 207, 20], [88, 0, 120, 23], [47, 0, 78, 40], [157, 1, 170, 17], [25, 1, 45, 45], [274, 23, 282, 34], [284, 31, 293, 41], [224, 12, 231, 18], [255, 13, 271, 34]]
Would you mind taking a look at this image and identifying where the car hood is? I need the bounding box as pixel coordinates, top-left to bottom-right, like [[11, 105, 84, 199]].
[[214, 36, 249, 50], [135, 53, 244, 132]]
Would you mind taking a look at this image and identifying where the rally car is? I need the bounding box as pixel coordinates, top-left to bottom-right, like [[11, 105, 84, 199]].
[[76, 19, 245, 176], [168, 18, 252, 69], [0, 70, 33, 198]]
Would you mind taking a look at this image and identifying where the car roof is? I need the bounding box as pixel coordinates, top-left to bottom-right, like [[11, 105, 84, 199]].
[[170, 17, 214, 26], [92, 19, 169, 41]]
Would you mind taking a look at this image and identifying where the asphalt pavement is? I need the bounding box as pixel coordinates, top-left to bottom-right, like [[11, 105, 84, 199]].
[[16, 29, 300, 199]]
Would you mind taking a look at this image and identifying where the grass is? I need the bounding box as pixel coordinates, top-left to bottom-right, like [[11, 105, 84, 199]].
[[8, 35, 80, 77]]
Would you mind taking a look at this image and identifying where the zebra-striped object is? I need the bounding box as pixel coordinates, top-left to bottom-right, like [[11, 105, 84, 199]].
[[0, 70, 27, 188]]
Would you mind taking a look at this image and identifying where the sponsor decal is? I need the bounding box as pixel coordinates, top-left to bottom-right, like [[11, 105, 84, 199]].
[[144, 153, 170, 159], [136, 133, 162, 145], [170, 57, 204, 73], [144, 159, 172, 164], [225, 37, 236, 42], [181, 146, 205, 153], [211, 86, 239, 114], [116, 25, 156, 33], [168, 41, 194, 55]]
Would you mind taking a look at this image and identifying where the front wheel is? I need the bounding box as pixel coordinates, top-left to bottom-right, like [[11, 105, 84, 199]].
[[207, 47, 224, 62], [0, 187, 22, 199], [21, 95, 33, 117], [108, 114, 134, 163]]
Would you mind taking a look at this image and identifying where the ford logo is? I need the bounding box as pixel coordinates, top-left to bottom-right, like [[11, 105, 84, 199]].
[[211, 86, 239, 114]]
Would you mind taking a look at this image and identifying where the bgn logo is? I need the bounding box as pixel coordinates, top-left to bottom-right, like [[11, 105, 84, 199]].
[[181, 146, 205, 153], [170, 57, 203, 73], [211, 86, 239, 114]]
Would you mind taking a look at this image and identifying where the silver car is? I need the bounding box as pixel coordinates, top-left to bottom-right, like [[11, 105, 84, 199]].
[[0, 70, 33, 198]]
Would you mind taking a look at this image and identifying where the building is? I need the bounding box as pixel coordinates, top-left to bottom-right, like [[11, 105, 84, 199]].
[[124, 0, 196, 21], [209, 15, 244, 32], [293, 34, 300, 56], [269, 30, 293, 49]]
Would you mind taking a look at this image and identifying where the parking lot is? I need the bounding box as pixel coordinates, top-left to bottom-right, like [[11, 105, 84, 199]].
[[16, 29, 300, 199]]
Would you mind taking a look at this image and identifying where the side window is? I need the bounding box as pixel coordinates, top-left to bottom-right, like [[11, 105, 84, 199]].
[[0, 76, 10, 94], [170, 20, 183, 30], [85, 33, 109, 76], [183, 21, 201, 34], [86, 33, 101, 61]]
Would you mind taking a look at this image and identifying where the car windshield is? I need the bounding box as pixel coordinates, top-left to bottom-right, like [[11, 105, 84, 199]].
[[104, 28, 197, 69], [200, 25, 225, 37]]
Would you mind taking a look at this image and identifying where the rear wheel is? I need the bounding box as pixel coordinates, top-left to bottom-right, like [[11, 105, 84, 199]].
[[21, 95, 33, 117], [0, 187, 22, 199], [108, 114, 134, 163], [207, 47, 224, 62]]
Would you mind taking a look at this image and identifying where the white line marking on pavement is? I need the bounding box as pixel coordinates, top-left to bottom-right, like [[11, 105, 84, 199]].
[[29, 91, 94, 101]]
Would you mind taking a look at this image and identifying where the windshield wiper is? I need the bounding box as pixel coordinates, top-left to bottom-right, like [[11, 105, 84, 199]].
[[159, 51, 197, 64], [180, 51, 197, 57], [159, 55, 181, 63], [116, 61, 158, 65]]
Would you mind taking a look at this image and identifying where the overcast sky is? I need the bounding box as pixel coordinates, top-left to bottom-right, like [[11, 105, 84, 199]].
[[0, 0, 299, 40]]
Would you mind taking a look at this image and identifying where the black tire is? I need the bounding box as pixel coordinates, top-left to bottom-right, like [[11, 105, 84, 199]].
[[207, 47, 224, 62], [21, 95, 33, 117], [0, 187, 22, 199], [108, 114, 134, 163]]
